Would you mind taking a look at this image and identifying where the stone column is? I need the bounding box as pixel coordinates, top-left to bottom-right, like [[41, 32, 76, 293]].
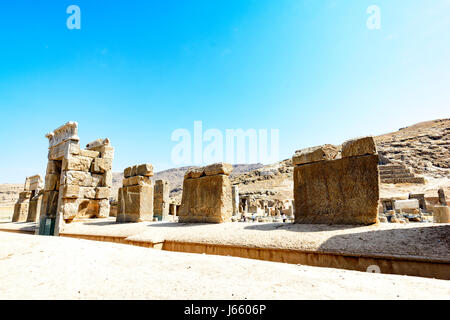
[[438, 189, 447, 206], [154, 180, 169, 221], [232, 185, 239, 216]]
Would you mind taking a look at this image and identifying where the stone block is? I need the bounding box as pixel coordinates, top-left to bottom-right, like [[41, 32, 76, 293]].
[[62, 156, 93, 172], [26, 194, 43, 222], [91, 157, 112, 174], [394, 199, 419, 211], [12, 203, 29, 222], [116, 185, 154, 222], [18, 191, 32, 201], [292, 144, 339, 166], [178, 174, 232, 223], [46, 161, 61, 175], [79, 187, 96, 199], [44, 174, 59, 191], [204, 163, 233, 176], [433, 206, 450, 223], [86, 138, 110, 150], [136, 164, 154, 177], [103, 171, 113, 187], [99, 146, 114, 159], [124, 166, 134, 178], [95, 187, 110, 199], [341, 136, 377, 158], [98, 199, 110, 218], [293, 154, 379, 225], [184, 167, 205, 179], [62, 185, 80, 199], [80, 149, 100, 158], [123, 176, 151, 187]]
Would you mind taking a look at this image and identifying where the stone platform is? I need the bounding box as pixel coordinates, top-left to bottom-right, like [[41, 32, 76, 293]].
[[1, 219, 449, 279]]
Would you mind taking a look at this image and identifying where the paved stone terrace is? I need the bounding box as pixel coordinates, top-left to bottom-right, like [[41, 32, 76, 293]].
[[1, 219, 448, 262]]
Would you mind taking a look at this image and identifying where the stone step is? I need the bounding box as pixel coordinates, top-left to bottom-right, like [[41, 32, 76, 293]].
[[380, 173, 415, 179], [381, 177, 425, 184], [379, 165, 406, 171], [379, 169, 411, 175]]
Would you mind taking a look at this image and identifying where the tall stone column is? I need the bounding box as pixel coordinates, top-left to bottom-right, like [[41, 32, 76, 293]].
[[232, 185, 239, 216], [154, 180, 169, 221]]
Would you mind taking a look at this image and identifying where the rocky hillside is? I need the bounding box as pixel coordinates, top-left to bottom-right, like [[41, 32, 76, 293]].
[[0, 184, 23, 207], [375, 119, 449, 178]]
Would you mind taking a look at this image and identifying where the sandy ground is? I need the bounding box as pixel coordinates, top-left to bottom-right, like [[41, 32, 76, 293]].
[[0, 232, 449, 300]]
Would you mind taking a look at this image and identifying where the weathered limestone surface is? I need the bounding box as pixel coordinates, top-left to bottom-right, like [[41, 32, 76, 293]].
[[116, 164, 154, 223], [394, 199, 419, 211], [438, 189, 447, 206], [433, 206, 450, 223], [232, 185, 239, 215], [154, 180, 169, 221], [409, 193, 427, 212], [179, 163, 233, 223], [38, 122, 114, 235], [292, 144, 339, 166], [293, 137, 379, 225], [341, 136, 377, 157], [27, 190, 44, 222], [13, 175, 44, 223]]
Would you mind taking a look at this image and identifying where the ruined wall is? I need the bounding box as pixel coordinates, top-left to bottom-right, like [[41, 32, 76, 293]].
[[153, 179, 169, 221], [293, 137, 379, 225], [12, 175, 43, 222], [178, 163, 233, 223], [117, 164, 154, 223], [39, 122, 114, 235]]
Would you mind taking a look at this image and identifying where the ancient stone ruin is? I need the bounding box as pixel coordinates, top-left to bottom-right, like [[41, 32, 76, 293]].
[[153, 179, 169, 221], [292, 137, 379, 225], [232, 185, 239, 216], [117, 164, 154, 223], [12, 175, 43, 222], [178, 163, 233, 223], [38, 122, 114, 235], [378, 163, 425, 184]]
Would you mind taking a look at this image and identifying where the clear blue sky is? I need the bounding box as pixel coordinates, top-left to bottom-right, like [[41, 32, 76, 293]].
[[0, 0, 449, 183]]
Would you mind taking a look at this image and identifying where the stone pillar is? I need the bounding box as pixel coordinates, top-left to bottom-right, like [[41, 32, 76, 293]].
[[178, 163, 233, 223], [292, 137, 379, 225], [117, 164, 154, 223], [109, 200, 118, 217], [169, 203, 177, 216], [154, 180, 169, 221], [232, 185, 239, 216], [12, 175, 44, 223], [433, 206, 450, 223], [12, 191, 31, 222], [438, 189, 447, 206]]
